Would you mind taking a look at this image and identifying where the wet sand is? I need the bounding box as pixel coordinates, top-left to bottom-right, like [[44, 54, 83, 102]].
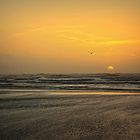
[[0, 91, 140, 140]]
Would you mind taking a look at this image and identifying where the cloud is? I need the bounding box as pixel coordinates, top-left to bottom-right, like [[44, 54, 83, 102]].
[[99, 40, 139, 45], [60, 31, 140, 46], [12, 25, 140, 47]]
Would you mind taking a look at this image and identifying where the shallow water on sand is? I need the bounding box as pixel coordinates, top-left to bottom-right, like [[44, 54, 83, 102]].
[[0, 91, 140, 140]]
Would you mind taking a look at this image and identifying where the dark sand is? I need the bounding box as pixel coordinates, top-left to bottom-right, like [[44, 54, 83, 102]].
[[0, 91, 140, 140]]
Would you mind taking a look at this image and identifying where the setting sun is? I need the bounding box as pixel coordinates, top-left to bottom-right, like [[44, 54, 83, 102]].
[[107, 66, 114, 71]]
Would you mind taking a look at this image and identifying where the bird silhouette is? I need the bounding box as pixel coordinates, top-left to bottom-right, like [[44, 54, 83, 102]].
[[89, 51, 94, 55]]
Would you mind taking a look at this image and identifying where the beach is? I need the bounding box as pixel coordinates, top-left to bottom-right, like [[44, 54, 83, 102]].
[[0, 91, 140, 140], [1, 0, 140, 138]]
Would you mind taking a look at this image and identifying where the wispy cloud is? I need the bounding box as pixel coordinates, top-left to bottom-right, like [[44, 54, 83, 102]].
[[60, 31, 139, 46], [12, 25, 140, 47], [99, 40, 139, 45]]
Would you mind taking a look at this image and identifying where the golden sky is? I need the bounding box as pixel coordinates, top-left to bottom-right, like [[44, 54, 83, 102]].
[[0, 0, 140, 73]]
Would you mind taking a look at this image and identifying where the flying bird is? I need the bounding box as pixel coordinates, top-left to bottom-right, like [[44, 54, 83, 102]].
[[89, 51, 94, 55]]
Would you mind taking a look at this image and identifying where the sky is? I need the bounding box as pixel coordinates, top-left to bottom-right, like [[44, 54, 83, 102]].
[[0, 0, 140, 74]]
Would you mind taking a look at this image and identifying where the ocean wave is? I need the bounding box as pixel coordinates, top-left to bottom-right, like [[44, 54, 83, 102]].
[[0, 74, 140, 92]]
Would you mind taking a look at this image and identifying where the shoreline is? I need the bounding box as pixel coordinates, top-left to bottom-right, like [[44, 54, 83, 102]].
[[0, 89, 140, 93], [0, 90, 139, 100]]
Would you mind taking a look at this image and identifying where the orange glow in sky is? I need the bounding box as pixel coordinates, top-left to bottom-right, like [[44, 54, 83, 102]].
[[0, 0, 140, 73]]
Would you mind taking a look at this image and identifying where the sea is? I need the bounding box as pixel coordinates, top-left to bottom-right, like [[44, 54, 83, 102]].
[[0, 73, 140, 92]]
